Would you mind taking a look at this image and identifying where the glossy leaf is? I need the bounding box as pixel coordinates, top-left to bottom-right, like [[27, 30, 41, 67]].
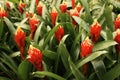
[[0, 77, 10, 80], [33, 71, 66, 80], [58, 43, 70, 72], [4, 17, 15, 35], [93, 40, 117, 52], [102, 64, 120, 80], [104, 5, 114, 31], [68, 57, 86, 80], [18, 60, 31, 80], [34, 22, 44, 43]]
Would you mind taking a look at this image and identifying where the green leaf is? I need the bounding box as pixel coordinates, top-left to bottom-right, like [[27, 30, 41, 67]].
[[93, 40, 117, 52], [91, 59, 106, 80], [0, 19, 4, 39], [29, 0, 35, 13], [68, 57, 86, 80], [42, 24, 60, 49], [34, 22, 44, 43], [33, 71, 66, 80], [0, 77, 10, 80], [0, 53, 17, 74], [8, 0, 19, 3], [43, 50, 57, 60], [65, 51, 107, 78], [58, 43, 70, 72], [4, 17, 15, 35], [102, 64, 120, 80], [79, 0, 93, 24], [18, 60, 31, 80], [72, 16, 89, 32], [104, 5, 114, 31]]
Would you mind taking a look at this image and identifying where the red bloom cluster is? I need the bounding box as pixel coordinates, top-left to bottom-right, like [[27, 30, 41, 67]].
[[0, 7, 8, 18], [72, 0, 75, 9], [114, 29, 120, 53], [55, 26, 64, 42], [37, 2, 43, 16], [90, 20, 102, 43], [14, 27, 26, 60], [50, 7, 58, 27], [18, 1, 26, 14], [36, 0, 39, 6], [28, 45, 43, 71], [29, 14, 39, 39], [59, 1, 67, 13], [114, 14, 120, 30], [80, 38, 93, 58]]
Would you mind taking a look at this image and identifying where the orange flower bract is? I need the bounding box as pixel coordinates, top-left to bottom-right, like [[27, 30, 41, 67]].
[[59, 1, 67, 13], [28, 45, 43, 71], [114, 14, 120, 30], [37, 2, 43, 16], [114, 29, 120, 53], [80, 38, 93, 58], [18, 1, 26, 14], [55, 27, 64, 42], [50, 7, 58, 27], [90, 21, 102, 43], [0, 7, 8, 18], [14, 27, 26, 60], [29, 14, 39, 39]]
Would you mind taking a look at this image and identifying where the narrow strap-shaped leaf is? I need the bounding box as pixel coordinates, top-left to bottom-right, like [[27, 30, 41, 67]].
[[72, 16, 89, 32], [33, 71, 66, 80], [18, 60, 31, 80], [58, 43, 70, 72], [93, 40, 117, 52], [29, 0, 35, 13], [0, 19, 4, 39], [104, 5, 114, 31], [4, 17, 15, 35], [102, 64, 120, 80], [68, 57, 86, 80], [43, 50, 57, 60], [34, 22, 44, 43], [42, 24, 60, 49], [8, 0, 19, 3], [91, 59, 106, 80], [65, 51, 107, 79], [79, 0, 93, 24]]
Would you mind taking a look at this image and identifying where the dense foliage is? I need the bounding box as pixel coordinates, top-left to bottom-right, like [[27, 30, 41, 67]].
[[0, 0, 120, 80]]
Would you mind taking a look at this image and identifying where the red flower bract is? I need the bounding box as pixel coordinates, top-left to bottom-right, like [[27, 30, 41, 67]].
[[18, 1, 26, 14], [90, 20, 102, 43], [80, 38, 93, 58], [14, 27, 26, 60], [114, 29, 120, 53], [55, 26, 64, 42], [29, 14, 39, 39], [37, 2, 43, 16], [75, 3, 82, 13], [114, 14, 120, 30], [28, 45, 43, 71], [0, 7, 8, 18], [50, 7, 58, 27], [72, 0, 75, 9], [59, 1, 67, 13]]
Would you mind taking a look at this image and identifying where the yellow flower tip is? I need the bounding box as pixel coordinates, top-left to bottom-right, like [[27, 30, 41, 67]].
[[62, 0, 66, 4], [29, 45, 34, 49], [117, 14, 120, 18], [38, 2, 43, 7], [76, 3, 81, 6], [52, 7, 57, 13], [72, 8, 78, 13], [116, 29, 120, 34]]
